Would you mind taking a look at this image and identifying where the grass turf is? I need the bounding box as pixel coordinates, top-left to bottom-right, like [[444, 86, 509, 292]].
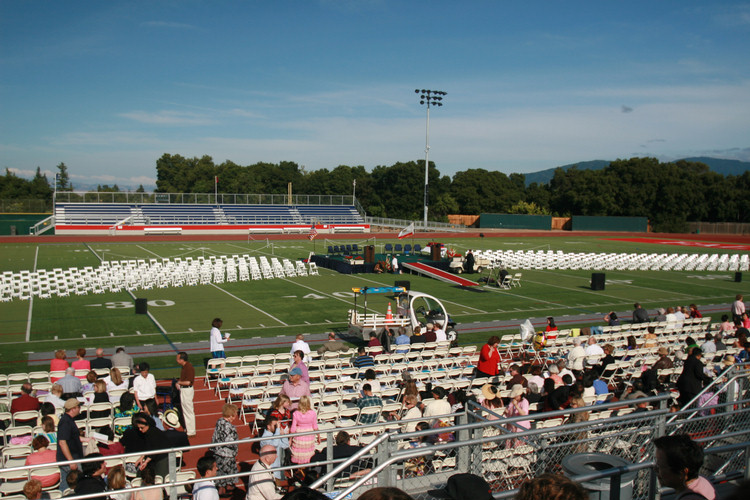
[[0, 235, 746, 374]]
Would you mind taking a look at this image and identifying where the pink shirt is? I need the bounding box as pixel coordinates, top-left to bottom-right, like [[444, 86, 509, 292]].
[[290, 409, 318, 432], [50, 359, 69, 381], [505, 398, 530, 431], [688, 476, 716, 500], [72, 359, 91, 377], [26, 449, 60, 487]]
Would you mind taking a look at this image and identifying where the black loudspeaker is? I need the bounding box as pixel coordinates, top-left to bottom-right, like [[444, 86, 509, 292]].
[[364, 245, 375, 263], [135, 298, 148, 314], [591, 273, 605, 291], [736, 272, 743, 283], [395, 280, 411, 291], [430, 244, 442, 261]]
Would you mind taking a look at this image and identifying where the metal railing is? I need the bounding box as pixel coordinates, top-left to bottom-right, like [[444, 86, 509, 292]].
[[53, 192, 356, 206], [364, 216, 468, 232]]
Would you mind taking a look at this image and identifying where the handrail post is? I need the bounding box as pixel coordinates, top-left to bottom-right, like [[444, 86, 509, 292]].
[[168, 450, 177, 500]]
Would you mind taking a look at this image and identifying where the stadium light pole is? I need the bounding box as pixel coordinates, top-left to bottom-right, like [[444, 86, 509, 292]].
[[415, 89, 446, 228]]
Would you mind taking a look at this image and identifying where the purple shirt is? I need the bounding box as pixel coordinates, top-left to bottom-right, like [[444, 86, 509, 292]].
[[281, 379, 311, 408]]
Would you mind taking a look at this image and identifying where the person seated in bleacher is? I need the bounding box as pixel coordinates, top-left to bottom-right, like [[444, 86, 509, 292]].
[[316, 332, 347, 355], [420, 386, 452, 426], [352, 346, 375, 370], [567, 337, 586, 373], [506, 364, 528, 389], [367, 332, 384, 356], [281, 367, 311, 409], [290, 350, 310, 384], [713, 334, 727, 352], [25, 436, 60, 488], [11, 382, 41, 414], [58, 367, 83, 399], [633, 302, 650, 323], [701, 333, 717, 354], [358, 369, 381, 394], [71, 348, 91, 375], [37, 415, 57, 443], [689, 303, 703, 319], [90, 347, 112, 370], [394, 327, 411, 353], [718, 314, 735, 337], [114, 392, 139, 435], [103, 367, 128, 400], [50, 349, 69, 381], [81, 371, 98, 393], [604, 311, 620, 326], [653, 347, 675, 371], [44, 384, 65, 410]]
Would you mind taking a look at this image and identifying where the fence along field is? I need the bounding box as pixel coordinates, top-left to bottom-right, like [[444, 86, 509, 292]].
[[0, 235, 746, 373]]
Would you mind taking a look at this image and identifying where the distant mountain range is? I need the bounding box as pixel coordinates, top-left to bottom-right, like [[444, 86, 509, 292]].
[[522, 157, 750, 185]]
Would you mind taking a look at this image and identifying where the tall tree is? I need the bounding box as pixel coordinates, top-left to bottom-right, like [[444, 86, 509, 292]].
[[56, 162, 72, 191]]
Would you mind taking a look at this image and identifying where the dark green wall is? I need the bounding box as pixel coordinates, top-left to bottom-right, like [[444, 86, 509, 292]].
[[0, 214, 52, 235]]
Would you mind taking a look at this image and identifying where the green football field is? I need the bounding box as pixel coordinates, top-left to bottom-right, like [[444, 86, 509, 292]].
[[1, 235, 746, 374]]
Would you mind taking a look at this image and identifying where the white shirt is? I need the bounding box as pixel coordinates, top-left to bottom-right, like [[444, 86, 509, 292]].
[[585, 343, 604, 364], [402, 406, 423, 433], [701, 341, 717, 354], [423, 398, 452, 425], [392, 256, 399, 270], [133, 372, 156, 401], [674, 311, 685, 325], [193, 480, 219, 500], [559, 368, 575, 381], [246, 459, 281, 500], [209, 327, 228, 352], [568, 346, 586, 371], [434, 329, 447, 342], [289, 339, 311, 363]]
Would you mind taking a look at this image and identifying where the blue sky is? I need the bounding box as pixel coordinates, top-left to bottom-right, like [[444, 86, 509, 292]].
[[1, 1, 749, 189]]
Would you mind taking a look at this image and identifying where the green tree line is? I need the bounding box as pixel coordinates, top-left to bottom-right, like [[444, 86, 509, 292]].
[[3, 156, 750, 232], [155, 154, 750, 232]]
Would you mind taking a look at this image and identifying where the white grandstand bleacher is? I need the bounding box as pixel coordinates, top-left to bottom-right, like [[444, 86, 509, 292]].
[[53, 198, 368, 235]]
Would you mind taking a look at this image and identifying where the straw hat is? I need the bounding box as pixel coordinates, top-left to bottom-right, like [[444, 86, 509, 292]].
[[481, 384, 499, 401]]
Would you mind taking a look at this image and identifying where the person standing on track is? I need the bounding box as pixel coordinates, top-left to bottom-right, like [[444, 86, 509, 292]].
[[176, 352, 196, 437], [209, 318, 229, 359]]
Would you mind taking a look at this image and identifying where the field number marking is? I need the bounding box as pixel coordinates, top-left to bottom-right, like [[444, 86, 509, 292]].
[[93, 300, 177, 309]]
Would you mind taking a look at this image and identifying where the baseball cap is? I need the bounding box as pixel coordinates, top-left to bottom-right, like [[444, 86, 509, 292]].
[[64, 398, 83, 411]]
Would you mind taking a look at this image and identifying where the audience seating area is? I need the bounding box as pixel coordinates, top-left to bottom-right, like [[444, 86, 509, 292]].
[[0, 315, 746, 498], [205, 314, 738, 443]]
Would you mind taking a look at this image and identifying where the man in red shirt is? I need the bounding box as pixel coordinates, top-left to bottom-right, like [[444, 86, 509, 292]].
[[11, 382, 41, 414]]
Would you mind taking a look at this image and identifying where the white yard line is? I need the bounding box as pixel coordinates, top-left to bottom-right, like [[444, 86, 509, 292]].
[[208, 283, 288, 326], [25, 246, 39, 342], [136, 245, 164, 258]]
